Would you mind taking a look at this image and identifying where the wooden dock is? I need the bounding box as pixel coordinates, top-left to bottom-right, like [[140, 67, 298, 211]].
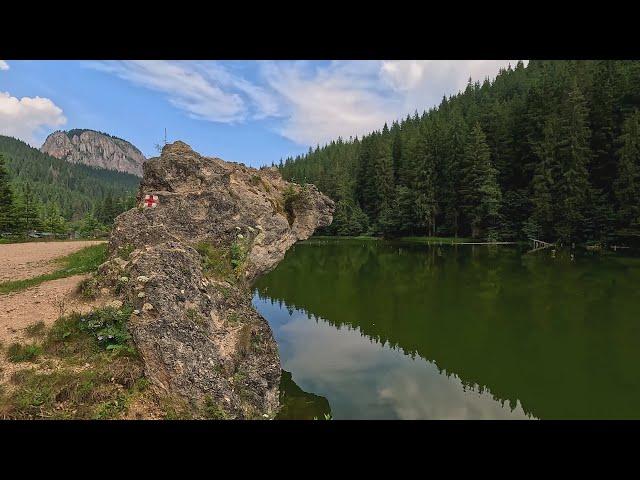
[[527, 238, 555, 253]]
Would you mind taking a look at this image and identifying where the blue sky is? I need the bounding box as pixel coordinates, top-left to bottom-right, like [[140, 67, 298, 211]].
[[0, 60, 521, 167]]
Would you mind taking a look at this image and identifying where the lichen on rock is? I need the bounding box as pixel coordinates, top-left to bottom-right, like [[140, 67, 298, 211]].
[[97, 141, 334, 419]]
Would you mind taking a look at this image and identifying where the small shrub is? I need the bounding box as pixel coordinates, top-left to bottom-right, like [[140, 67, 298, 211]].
[[117, 244, 135, 261], [230, 239, 248, 270], [260, 178, 272, 192], [114, 278, 128, 295], [203, 395, 227, 420], [78, 277, 99, 300], [6, 343, 42, 363], [46, 306, 135, 357], [282, 185, 310, 226], [250, 174, 261, 186], [195, 242, 234, 281], [79, 307, 134, 352]]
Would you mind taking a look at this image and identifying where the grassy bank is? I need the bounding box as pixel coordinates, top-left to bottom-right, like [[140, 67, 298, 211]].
[[0, 306, 149, 419], [310, 235, 474, 244], [0, 236, 108, 245], [0, 305, 228, 420], [399, 236, 472, 244], [309, 235, 379, 241], [0, 244, 108, 295]]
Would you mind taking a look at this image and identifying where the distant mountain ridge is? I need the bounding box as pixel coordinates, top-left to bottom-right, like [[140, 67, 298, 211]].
[[41, 129, 146, 177], [0, 134, 139, 220]]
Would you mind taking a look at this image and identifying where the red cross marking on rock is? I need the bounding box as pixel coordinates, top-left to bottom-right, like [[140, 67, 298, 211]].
[[144, 194, 158, 208]]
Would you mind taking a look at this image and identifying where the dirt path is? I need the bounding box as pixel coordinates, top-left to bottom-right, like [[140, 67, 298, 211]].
[[0, 240, 105, 283], [0, 240, 112, 345], [0, 274, 116, 345]]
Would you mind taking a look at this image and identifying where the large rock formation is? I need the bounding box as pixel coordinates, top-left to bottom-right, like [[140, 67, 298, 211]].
[[98, 141, 334, 418], [41, 129, 146, 176]]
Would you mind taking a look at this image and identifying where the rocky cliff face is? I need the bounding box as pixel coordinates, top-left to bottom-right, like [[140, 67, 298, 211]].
[[97, 141, 334, 418], [41, 130, 146, 176]]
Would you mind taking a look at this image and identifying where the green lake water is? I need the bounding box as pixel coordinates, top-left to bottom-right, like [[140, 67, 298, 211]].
[[252, 238, 640, 420]]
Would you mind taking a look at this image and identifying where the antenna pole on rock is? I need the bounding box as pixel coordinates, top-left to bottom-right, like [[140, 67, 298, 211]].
[[164, 128, 167, 145]]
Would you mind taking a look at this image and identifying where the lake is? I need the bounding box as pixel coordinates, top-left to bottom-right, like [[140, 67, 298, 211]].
[[252, 238, 640, 420]]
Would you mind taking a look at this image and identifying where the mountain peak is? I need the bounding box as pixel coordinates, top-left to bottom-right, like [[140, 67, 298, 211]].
[[41, 129, 146, 177]]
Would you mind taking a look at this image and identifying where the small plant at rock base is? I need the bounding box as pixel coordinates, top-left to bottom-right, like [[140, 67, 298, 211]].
[[46, 306, 135, 356], [202, 395, 228, 420], [117, 244, 135, 261], [114, 278, 128, 295], [230, 239, 248, 270], [6, 343, 42, 363], [93, 395, 127, 419], [160, 395, 194, 420], [78, 277, 99, 300]]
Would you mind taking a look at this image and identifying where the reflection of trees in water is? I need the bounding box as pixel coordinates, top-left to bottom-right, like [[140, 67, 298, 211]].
[[255, 241, 640, 419], [277, 370, 332, 420]]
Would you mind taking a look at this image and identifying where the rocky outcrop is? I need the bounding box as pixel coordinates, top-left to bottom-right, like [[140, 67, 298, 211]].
[[97, 141, 334, 418], [41, 130, 146, 176]]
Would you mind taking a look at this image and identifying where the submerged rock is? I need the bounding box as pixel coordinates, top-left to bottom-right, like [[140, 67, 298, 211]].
[[99, 141, 334, 418]]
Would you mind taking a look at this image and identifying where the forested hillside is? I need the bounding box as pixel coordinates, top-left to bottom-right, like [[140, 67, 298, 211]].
[[278, 60, 640, 243], [0, 135, 139, 236]]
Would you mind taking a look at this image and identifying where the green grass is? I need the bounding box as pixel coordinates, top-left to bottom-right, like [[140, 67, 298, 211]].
[[310, 235, 474, 243], [0, 243, 108, 295], [202, 395, 228, 420], [0, 306, 145, 419], [399, 236, 472, 244], [195, 242, 235, 282], [6, 343, 43, 363]]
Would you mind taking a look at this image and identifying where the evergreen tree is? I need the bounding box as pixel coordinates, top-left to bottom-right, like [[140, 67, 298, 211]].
[[413, 123, 438, 236], [556, 80, 592, 241], [0, 135, 139, 225], [279, 60, 640, 244], [529, 114, 561, 239], [614, 110, 640, 233], [15, 182, 42, 232], [79, 211, 101, 237], [43, 203, 68, 235], [462, 123, 502, 240], [0, 153, 17, 233]]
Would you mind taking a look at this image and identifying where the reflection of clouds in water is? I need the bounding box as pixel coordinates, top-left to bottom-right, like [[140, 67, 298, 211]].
[[376, 364, 531, 420], [254, 296, 533, 420]]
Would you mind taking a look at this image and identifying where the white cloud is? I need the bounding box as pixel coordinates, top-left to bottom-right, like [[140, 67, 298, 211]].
[[268, 60, 524, 146], [261, 61, 400, 146], [89, 60, 279, 123], [0, 61, 9, 71], [90, 60, 526, 148], [0, 92, 67, 146]]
